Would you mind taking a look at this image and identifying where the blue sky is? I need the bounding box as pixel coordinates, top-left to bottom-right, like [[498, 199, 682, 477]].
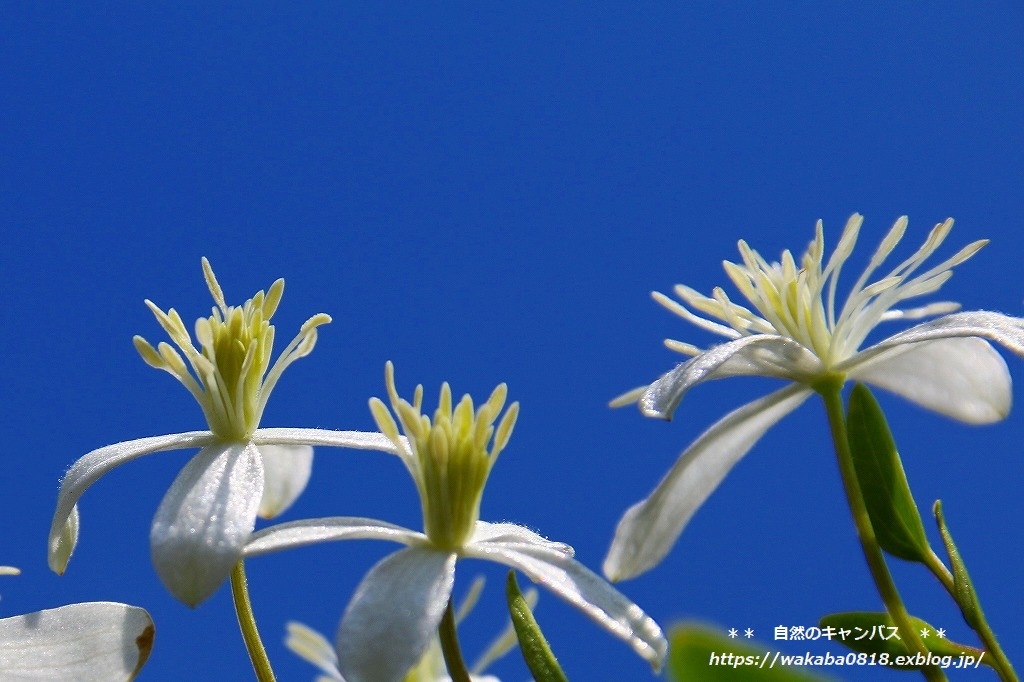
[[2, 4, 1023, 680]]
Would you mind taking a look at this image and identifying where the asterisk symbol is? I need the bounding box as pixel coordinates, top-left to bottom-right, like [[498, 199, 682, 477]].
[[728, 628, 738, 638], [936, 628, 946, 639], [920, 628, 930, 638], [745, 628, 754, 638]]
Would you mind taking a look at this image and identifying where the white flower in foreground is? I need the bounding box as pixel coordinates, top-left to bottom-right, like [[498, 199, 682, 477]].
[[48, 258, 400, 607], [245, 362, 667, 682], [605, 215, 1024, 582], [0, 567, 154, 680], [285, 576, 530, 682]]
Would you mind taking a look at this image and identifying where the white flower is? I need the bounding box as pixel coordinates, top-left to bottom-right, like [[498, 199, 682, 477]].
[[285, 576, 529, 682], [245, 363, 667, 682], [48, 258, 400, 607], [0, 567, 154, 680], [604, 215, 1024, 581]]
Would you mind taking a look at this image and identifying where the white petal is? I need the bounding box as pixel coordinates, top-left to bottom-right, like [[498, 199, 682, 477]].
[[48, 431, 215, 575], [285, 621, 344, 680], [469, 521, 574, 558], [150, 442, 264, 607], [463, 535, 667, 672], [841, 310, 1024, 370], [639, 335, 821, 419], [850, 337, 1011, 424], [244, 517, 425, 558], [253, 427, 408, 454], [337, 547, 456, 682], [257, 444, 314, 519], [605, 384, 811, 582], [0, 602, 154, 681]]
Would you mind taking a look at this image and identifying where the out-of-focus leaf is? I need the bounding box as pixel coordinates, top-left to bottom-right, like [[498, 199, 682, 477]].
[[506, 570, 568, 682], [933, 500, 983, 630], [669, 623, 830, 681], [819, 612, 987, 669]]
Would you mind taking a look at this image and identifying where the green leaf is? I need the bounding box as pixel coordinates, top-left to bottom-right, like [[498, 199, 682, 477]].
[[506, 571, 568, 682], [845, 383, 929, 562], [669, 623, 831, 681], [933, 500, 984, 630], [819, 612, 987, 669]]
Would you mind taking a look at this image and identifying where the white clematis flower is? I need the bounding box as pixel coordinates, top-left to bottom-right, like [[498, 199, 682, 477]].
[[604, 215, 1024, 582], [245, 363, 667, 682], [285, 576, 530, 682], [0, 566, 155, 680], [48, 258, 401, 607]]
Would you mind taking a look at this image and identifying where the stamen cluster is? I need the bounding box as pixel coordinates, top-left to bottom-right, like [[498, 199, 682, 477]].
[[370, 362, 519, 550]]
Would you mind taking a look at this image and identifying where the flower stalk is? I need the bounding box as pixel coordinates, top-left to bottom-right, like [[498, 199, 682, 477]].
[[437, 599, 472, 682], [230, 559, 276, 682], [816, 379, 945, 682]]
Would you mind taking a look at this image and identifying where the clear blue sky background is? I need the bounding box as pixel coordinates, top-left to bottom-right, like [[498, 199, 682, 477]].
[[2, 4, 1023, 681]]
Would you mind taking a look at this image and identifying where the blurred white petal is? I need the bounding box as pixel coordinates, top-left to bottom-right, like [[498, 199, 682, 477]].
[[605, 385, 811, 582], [285, 621, 344, 681], [0, 602, 154, 681], [851, 337, 1011, 424]]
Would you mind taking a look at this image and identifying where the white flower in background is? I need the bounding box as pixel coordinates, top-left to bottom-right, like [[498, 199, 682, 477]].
[[48, 258, 400, 607], [285, 576, 531, 682], [0, 566, 154, 680], [245, 362, 667, 682], [605, 215, 1024, 581]]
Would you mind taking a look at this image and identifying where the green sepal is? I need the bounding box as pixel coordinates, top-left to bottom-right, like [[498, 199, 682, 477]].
[[669, 623, 830, 681], [819, 612, 986, 669], [506, 571, 568, 682], [845, 383, 929, 562], [933, 500, 983, 630]]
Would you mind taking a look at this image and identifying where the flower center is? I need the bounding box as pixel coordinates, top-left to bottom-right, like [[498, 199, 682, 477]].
[[370, 362, 519, 550], [133, 257, 330, 441], [658, 215, 984, 371]]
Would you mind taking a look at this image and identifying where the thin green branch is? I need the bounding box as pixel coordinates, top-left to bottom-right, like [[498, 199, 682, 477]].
[[230, 559, 276, 682], [439, 598, 472, 682]]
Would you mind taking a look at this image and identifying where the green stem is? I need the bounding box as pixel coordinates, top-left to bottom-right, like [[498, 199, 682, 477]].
[[924, 549, 1018, 681], [817, 383, 945, 682], [439, 598, 472, 682], [230, 559, 276, 682]]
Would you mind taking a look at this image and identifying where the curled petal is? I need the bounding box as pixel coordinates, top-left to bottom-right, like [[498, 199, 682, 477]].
[[851, 337, 1011, 424], [337, 546, 456, 682], [0, 602, 154, 681], [150, 442, 264, 607], [605, 384, 811, 582], [244, 517, 425, 558], [639, 335, 820, 419], [48, 431, 215, 574], [463, 535, 667, 672], [257, 444, 314, 519]]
